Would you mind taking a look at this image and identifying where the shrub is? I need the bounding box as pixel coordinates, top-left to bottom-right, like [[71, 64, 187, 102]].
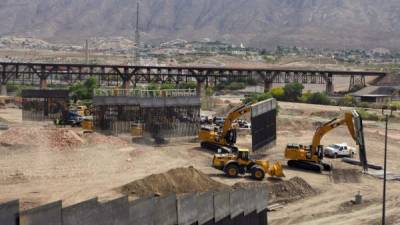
[[225, 82, 246, 90], [307, 92, 331, 105], [299, 90, 312, 103], [283, 83, 304, 101], [160, 82, 175, 90], [337, 95, 357, 107], [241, 92, 272, 104], [356, 108, 380, 121], [270, 87, 285, 100]]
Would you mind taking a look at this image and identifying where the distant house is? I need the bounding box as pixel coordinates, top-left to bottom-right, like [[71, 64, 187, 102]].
[[351, 86, 400, 103]]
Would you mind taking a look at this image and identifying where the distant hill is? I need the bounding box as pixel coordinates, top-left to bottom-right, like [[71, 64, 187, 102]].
[[1, 0, 400, 49]]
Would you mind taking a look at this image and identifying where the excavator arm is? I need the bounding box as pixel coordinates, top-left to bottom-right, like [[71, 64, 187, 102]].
[[221, 104, 251, 138], [311, 110, 367, 171], [311, 111, 357, 154]]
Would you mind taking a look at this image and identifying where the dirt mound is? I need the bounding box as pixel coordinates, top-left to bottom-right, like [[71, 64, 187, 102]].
[[0, 127, 128, 150], [0, 127, 84, 149], [331, 169, 362, 184], [84, 133, 129, 146], [234, 177, 317, 204], [267, 177, 317, 203], [118, 167, 227, 197]]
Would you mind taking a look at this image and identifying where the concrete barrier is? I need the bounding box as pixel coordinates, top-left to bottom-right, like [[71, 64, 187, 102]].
[[6, 185, 269, 225], [197, 191, 214, 225], [62, 198, 99, 225], [20, 201, 62, 225], [99, 196, 129, 225], [129, 197, 156, 225], [177, 193, 198, 225], [0, 200, 19, 225], [230, 188, 246, 219], [213, 190, 230, 223], [243, 188, 257, 216], [154, 194, 178, 225], [256, 187, 268, 213]]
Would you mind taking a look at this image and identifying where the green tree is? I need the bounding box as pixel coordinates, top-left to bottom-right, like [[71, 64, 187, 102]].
[[69, 77, 98, 101], [147, 83, 159, 90], [283, 83, 304, 102], [160, 82, 176, 90]]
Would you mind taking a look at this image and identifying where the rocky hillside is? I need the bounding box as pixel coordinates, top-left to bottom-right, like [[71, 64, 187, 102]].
[[1, 0, 400, 49]]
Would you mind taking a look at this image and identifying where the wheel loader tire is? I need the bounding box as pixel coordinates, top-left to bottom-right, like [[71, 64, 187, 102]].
[[224, 163, 240, 178], [251, 166, 265, 180]]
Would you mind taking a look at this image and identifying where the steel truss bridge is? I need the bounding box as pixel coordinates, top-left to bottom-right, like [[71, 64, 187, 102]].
[[0, 61, 387, 95]]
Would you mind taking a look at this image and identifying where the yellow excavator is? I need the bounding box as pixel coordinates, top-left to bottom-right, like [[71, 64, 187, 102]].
[[199, 103, 251, 152], [285, 110, 367, 172], [212, 148, 285, 180]]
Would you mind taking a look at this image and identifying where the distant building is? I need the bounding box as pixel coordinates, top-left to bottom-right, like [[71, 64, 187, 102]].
[[351, 86, 400, 103]]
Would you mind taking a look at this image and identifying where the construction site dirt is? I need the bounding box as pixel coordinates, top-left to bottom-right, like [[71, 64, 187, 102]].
[[0, 100, 399, 225]]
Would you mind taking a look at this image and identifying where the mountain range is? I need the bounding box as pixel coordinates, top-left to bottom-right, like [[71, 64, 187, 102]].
[[0, 0, 399, 50]]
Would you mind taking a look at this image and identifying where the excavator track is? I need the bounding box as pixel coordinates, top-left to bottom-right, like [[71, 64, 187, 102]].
[[287, 160, 324, 172]]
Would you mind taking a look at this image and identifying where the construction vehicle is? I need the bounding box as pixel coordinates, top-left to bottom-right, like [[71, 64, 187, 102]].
[[285, 110, 367, 172], [198, 103, 252, 152], [212, 148, 284, 180]]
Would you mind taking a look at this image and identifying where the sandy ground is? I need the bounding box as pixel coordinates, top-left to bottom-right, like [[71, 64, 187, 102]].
[[0, 102, 399, 224]]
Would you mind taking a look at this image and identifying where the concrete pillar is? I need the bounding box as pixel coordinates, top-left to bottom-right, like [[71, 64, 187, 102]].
[[326, 80, 334, 95], [0, 84, 7, 96], [122, 79, 130, 90], [39, 78, 48, 89], [264, 80, 272, 93], [196, 80, 204, 97]]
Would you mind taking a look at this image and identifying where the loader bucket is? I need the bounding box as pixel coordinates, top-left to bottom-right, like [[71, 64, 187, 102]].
[[269, 161, 285, 178]]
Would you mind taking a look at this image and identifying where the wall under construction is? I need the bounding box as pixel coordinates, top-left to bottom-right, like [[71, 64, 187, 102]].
[[21, 89, 69, 121], [93, 89, 200, 143]]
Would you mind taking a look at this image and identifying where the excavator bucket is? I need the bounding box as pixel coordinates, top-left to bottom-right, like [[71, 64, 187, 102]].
[[269, 161, 285, 178]]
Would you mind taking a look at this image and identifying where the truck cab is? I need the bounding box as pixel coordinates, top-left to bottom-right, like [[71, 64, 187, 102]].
[[324, 143, 355, 158]]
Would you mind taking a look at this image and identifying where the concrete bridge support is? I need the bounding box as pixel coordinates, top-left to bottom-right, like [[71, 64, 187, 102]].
[[39, 78, 48, 90], [264, 80, 273, 93], [325, 74, 334, 95], [1, 84, 7, 96]]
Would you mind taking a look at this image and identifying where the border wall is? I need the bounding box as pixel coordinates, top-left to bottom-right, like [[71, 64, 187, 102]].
[[0, 187, 268, 225], [93, 89, 200, 142], [21, 89, 69, 121]]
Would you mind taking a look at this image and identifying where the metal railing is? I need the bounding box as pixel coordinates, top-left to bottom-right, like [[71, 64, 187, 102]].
[[94, 88, 197, 97]]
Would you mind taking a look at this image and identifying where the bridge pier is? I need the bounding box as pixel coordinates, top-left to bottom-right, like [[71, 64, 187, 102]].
[[1, 83, 7, 96], [264, 80, 273, 93], [196, 81, 204, 97], [122, 80, 131, 90], [39, 78, 48, 89], [326, 81, 334, 95], [325, 74, 334, 95]]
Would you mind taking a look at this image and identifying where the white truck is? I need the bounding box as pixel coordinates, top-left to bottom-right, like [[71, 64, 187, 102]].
[[324, 143, 356, 158]]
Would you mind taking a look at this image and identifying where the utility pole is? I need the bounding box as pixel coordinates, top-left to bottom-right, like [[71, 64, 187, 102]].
[[381, 106, 391, 225], [85, 39, 89, 64], [134, 1, 140, 65]]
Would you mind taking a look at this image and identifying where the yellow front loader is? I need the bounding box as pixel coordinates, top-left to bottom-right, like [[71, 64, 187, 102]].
[[212, 149, 284, 180]]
